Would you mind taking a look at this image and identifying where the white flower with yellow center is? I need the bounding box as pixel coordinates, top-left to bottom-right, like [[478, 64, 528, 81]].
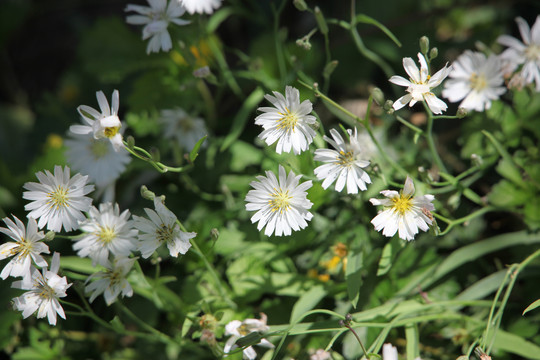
[[245, 165, 313, 236], [314, 127, 371, 194], [389, 53, 452, 114], [498, 16, 540, 91], [85, 257, 135, 306], [70, 90, 124, 151], [369, 176, 434, 241], [133, 198, 195, 258], [12, 253, 71, 326], [442, 51, 506, 111], [179, 0, 222, 14], [0, 216, 49, 281], [224, 313, 274, 360], [255, 86, 317, 155], [160, 108, 208, 151], [125, 0, 190, 54], [73, 203, 138, 266], [23, 166, 95, 233]]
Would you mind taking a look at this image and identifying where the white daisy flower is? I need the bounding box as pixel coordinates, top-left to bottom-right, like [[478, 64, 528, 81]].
[[498, 15, 540, 91], [85, 257, 135, 306], [442, 50, 506, 111], [255, 86, 317, 155], [65, 133, 131, 189], [70, 90, 124, 152], [160, 108, 208, 151], [245, 165, 313, 236], [73, 203, 138, 267], [369, 175, 435, 241], [179, 0, 222, 14], [224, 313, 274, 360], [389, 53, 452, 114], [12, 253, 71, 326], [314, 127, 371, 194], [0, 216, 49, 281], [23, 166, 95, 233], [125, 0, 190, 54], [133, 198, 195, 258]]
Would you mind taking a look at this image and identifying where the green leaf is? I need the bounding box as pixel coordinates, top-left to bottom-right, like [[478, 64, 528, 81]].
[[496, 158, 525, 187], [377, 237, 400, 276], [405, 323, 419, 360], [110, 316, 125, 332], [207, 7, 236, 33], [523, 299, 540, 315], [346, 249, 363, 308], [354, 14, 402, 47], [290, 286, 327, 323], [488, 180, 528, 207], [494, 329, 540, 359], [229, 140, 263, 172], [456, 269, 507, 301], [189, 135, 207, 162], [60, 256, 99, 274], [235, 332, 264, 348]]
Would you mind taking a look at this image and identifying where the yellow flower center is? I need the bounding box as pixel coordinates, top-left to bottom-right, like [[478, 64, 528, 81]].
[[391, 193, 413, 215], [269, 189, 292, 214], [97, 226, 116, 244], [525, 45, 540, 61], [48, 186, 69, 210], [277, 108, 298, 133], [104, 126, 120, 139], [470, 72, 488, 91], [336, 150, 355, 167], [156, 223, 174, 243]]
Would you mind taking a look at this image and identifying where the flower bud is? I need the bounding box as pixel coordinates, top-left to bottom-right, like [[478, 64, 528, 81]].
[[457, 107, 468, 118], [210, 228, 220, 241], [45, 231, 56, 241], [140, 185, 156, 201], [314, 7, 328, 35], [384, 99, 394, 113], [296, 37, 311, 50], [419, 36, 430, 55], [126, 135, 135, 150], [471, 153, 483, 167], [429, 47, 438, 60], [370, 87, 385, 105], [293, 0, 308, 11], [323, 60, 338, 78]]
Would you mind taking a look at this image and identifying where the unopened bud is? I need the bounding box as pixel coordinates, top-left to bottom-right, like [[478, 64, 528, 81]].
[[457, 107, 468, 118], [370, 87, 385, 105], [126, 135, 135, 150], [429, 47, 438, 60], [314, 7, 328, 35], [293, 0, 308, 11], [210, 228, 220, 241], [384, 99, 394, 113], [140, 185, 156, 201], [296, 37, 311, 50], [45, 231, 56, 241], [419, 36, 429, 55], [471, 153, 483, 167], [323, 60, 338, 78], [150, 147, 160, 162]]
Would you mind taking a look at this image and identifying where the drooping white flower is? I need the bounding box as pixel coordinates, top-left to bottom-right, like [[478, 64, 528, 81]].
[[442, 50, 506, 111], [314, 128, 371, 194], [370, 176, 435, 241], [23, 166, 95, 233], [12, 253, 71, 326], [382, 343, 398, 360], [0, 216, 49, 281], [85, 257, 135, 306], [389, 53, 452, 114], [160, 108, 208, 151], [179, 0, 222, 14], [73, 203, 138, 266], [125, 0, 190, 54], [498, 15, 540, 91], [70, 90, 124, 151], [133, 198, 195, 258], [224, 313, 274, 360], [245, 165, 313, 236], [255, 86, 317, 155]]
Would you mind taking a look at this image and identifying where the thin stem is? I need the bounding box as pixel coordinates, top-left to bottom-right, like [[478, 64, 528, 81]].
[[123, 141, 190, 173], [343, 323, 369, 359], [423, 103, 448, 173], [119, 302, 175, 345], [433, 206, 494, 236]]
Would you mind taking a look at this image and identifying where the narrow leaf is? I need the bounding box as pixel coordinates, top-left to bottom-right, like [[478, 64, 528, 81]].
[[290, 286, 327, 323], [523, 298, 540, 315], [354, 14, 402, 47]]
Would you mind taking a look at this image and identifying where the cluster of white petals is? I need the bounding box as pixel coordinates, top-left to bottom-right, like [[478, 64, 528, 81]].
[[85, 257, 136, 306], [179, 0, 222, 14], [160, 108, 208, 151], [224, 313, 274, 360]]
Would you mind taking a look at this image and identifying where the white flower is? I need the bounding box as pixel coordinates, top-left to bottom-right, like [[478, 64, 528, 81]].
[[245, 165, 313, 236], [224, 313, 274, 360], [255, 86, 317, 155], [125, 0, 190, 54], [369, 176, 435, 241], [12, 253, 71, 326], [179, 0, 222, 14], [133, 198, 195, 258], [73, 203, 138, 266], [389, 53, 452, 114], [498, 16, 540, 91], [310, 349, 332, 360], [314, 128, 371, 194], [23, 166, 95, 233], [442, 50, 506, 111], [85, 257, 135, 306], [382, 343, 398, 360], [70, 90, 124, 151], [160, 108, 208, 151], [65, 133, 131, 189], [0, 216, 49, 281]]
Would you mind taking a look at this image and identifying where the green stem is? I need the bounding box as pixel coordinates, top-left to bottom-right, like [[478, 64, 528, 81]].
[[123, 142, 190, 173], [433, 206, 494, 236], [119, 302, 175, 345], [424, 103, 448, 173]]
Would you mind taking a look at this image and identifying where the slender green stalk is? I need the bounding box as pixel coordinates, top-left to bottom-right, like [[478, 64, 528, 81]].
[[123, 142, 189, 173], [423, 102, 448, 173], [433, 206, 494, 236], [119, 302, 175, 345]]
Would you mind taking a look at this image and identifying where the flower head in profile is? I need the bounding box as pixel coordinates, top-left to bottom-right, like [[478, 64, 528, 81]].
[[73, 203, 138, 266], [498, 15, 540, 91], [224, 313, 274, 360], [255, 86, 317, 155], [442, 50, 506, 111], [12, 253, 71, 326], [0, 216, 49, 281], [314, 128, 371, 194], [70, 90, 124, 151], [179, 0, 222, 14], [160, 108, 208, 151], [245, 165, 313, 236], [389, 53, 452, 114], [85, 257, 135, 306], [125, 0, 190, 54], [23, 166, 95, 233], [133, 197, 196, 258], [370, 176, 435, 241]]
